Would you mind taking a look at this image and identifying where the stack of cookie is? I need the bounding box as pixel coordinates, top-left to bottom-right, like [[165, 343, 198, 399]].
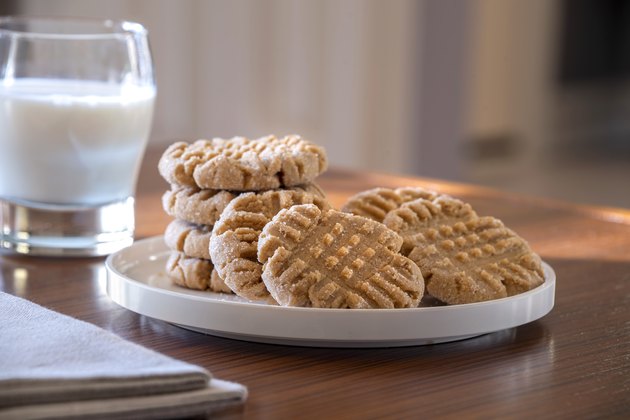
[[157, 134, 330, 298], [158, 135, 545, 308]]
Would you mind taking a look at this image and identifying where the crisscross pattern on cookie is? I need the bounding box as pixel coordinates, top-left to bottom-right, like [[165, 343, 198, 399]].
[[258, 205, 424, 308], [383, 197, 544, 304], [166, 252, 232, 293], [342, 187, 439, 223], [158, 135, 328, 191], [383, 196, 478, 255], [164, 219, 212, 260], [210, 190, 331, 302]]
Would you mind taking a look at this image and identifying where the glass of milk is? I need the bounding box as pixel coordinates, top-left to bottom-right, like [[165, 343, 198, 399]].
[[0, 17, 156, 256]]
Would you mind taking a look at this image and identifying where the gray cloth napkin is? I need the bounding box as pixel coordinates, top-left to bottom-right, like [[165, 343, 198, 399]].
[[0, 292, 247, 419]]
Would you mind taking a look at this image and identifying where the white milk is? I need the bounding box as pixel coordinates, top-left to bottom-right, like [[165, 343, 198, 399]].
[[0, 79, 155, 205]]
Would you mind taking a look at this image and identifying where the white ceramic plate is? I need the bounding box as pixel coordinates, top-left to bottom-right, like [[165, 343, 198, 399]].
[[105, 236, 556, 348]]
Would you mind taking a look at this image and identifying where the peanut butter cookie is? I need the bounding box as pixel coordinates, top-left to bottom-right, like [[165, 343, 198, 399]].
[[166, 252, 232, 293], [158, 135, 328, 191], [164, 219, 212, 260], [383, 196, 544, 304], [162, 187, 236, 226], [258, 204, 424, 308]]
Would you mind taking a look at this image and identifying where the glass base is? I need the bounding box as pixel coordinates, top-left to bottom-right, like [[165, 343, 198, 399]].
[[0, 197, 135, 257]]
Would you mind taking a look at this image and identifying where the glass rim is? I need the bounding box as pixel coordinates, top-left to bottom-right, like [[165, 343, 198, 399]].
[[0, 16, 148, 39]]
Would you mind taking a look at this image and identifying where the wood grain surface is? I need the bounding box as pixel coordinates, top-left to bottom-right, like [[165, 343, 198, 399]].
[[1, 148, 629, 418]]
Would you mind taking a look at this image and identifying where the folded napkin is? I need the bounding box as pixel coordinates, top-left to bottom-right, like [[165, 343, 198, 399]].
[[0, 292, 247, 419]]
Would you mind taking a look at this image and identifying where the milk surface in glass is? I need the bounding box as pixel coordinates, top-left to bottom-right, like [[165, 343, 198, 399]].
[[0, 78, 156, 205]]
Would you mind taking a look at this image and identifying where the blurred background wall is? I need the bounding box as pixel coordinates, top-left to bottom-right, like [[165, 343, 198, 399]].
[[3, 0, 629, 208]]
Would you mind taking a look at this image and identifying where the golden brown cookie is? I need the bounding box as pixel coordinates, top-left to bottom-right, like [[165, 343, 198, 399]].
[[258, 205, 424, 309], [383, 196, 544, 304], [164, 219, 212, 260], [210, 189, 331, 303], [158, 135, 328, 191], [162, 186, 236, 226], [341, 187, 439, 223], [165, 252, 232, 293], [162, 182, 325, 226]]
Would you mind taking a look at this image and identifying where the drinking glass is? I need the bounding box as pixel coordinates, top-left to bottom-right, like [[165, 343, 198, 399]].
[[0, 17, 156, 256]]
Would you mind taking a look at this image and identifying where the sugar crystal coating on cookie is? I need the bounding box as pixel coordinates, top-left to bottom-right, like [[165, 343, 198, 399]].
[[210, 189, 331, 303], [158, 135, 328, 191], [383, 196, 544, 304], [258, 205, 424, 309]]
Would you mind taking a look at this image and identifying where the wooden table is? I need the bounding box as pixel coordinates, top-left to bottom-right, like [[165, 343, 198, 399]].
[[2, 148, 629, 418]]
